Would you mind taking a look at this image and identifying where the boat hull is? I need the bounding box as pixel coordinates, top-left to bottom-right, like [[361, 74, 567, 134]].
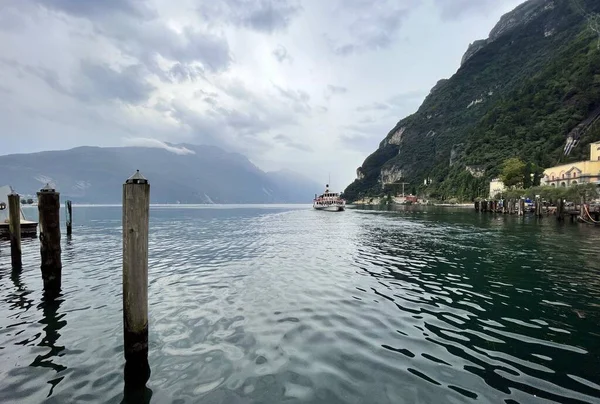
[[313, 205, 345, 212]]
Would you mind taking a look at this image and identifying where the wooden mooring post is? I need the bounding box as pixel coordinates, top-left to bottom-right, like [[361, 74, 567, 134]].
[[580, 195, 586, 221], [535, 197, 543, 217], [123, 170, 151, 387], [65, 200, 72, 236], [8, 193, 22, 269], [557, 199, 564, 221], [37, 184, 62, 297], [518, 198, 525, 216]]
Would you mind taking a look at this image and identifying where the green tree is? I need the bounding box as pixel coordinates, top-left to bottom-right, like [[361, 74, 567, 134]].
[[500, 157, 526, 188]]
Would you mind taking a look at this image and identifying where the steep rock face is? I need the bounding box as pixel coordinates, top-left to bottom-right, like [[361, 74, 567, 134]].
[[461, 40, 487, 65], [380, 166, 403, 189], [461, 0, 552, 65], [344, 0, 600, 201]]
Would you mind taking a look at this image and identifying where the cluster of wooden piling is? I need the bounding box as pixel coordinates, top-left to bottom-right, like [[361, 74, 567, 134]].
[[474, 197, 600, 223], [3, 171, 151, 388], [474, 199, 527, 216]]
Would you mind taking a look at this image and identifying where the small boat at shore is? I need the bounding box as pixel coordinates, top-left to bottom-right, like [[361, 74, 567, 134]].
[[0, 185, 38, 238], [313, 184, 346, 212]]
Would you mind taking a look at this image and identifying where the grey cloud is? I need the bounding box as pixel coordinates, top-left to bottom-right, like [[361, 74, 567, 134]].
[[168, 63, 205, 82], [274, 85, 311, 114], [35, 0, 232, 75], [169, 102, 274, 154], [333, 44, 356, 56], [387, 90, 425, 106], [77, 61, 155, 104], [219, 108, 271, 135], [203, 97, 218, 107], [273, 45, 293, 63], [128, 26, 232, 74], [356, 102, 390, 112], [0, 3, 29, 32], [194, 89, 220, 99], [274, 134, 313, 152], [434, 0, 499, 20], [356, 91, 424, 112], [0, 58, 71, 96], [358, 116, 375, 124], [327, 85, 347, 95], [35, 0, 155, 19], [330, 0, 413, 55], [198, 0, 302, 33], [339, 133, 380, 151], [215, 80, 306, 128]]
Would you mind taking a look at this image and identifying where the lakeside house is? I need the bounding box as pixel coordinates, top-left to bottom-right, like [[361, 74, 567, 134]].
[[541, 141, 600, 187], [489, 178, 506, 198]]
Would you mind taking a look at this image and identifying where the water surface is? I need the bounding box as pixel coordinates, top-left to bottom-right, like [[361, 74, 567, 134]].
[[0, 205, 599, 403]]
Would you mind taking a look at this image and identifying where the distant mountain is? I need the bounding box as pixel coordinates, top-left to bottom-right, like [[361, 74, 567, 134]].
[[0, 144, 321, 203], [344, 0, 600, 201]]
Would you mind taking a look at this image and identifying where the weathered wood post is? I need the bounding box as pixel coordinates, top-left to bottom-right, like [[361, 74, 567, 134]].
[[37, 184, 62, 296], [535, 197, 542, 217], [518, 198, 525, 216], [580, 195, 586, 221], [65, 200, 72, 236], [8, 192, 22, 269], [557, 199, 564, 221], [123, 170, 151, 387]]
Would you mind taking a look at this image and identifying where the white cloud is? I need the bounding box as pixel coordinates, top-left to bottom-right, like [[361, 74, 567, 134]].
[[122, 138, 196, 155], [0, 0, 526, 188]]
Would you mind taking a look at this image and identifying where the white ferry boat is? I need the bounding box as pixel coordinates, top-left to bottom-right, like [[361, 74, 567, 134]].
[[313, 184, 346, 212]]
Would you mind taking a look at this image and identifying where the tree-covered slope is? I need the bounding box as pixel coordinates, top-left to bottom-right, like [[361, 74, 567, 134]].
[[344, 0, 600, 201]]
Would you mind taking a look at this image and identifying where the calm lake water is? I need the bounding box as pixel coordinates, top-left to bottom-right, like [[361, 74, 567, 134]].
[[1, 205, 599, 403]]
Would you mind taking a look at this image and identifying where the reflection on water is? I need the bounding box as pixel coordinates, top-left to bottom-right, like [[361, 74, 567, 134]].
[[0, 205, 599, 403], [30, 295, 66, 396]]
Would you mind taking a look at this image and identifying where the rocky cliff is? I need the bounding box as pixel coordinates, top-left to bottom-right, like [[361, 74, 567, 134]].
[[344, 0, 600, 201]]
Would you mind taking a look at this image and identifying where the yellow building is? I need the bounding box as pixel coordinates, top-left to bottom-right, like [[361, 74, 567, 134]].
[[489, 178, 506, 198], [542, 141, 600, 187]]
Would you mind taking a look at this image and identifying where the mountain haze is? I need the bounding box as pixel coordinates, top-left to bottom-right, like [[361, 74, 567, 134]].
[[344, 0, 600, 201], [0, 144, 320, 204]]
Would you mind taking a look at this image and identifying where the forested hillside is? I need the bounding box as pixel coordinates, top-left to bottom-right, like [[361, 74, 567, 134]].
[[344, 0, 600, 201]]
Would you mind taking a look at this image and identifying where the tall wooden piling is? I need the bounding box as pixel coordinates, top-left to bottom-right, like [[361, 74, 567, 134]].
[[8, 193, 22, 269], [518, 199, 525, 216], [580, 195, 586, 221], [38, 184, 62, 296], [123, 170, 151, 387], [557, 199, 564, 221], [535, 197, 542, 217], [65, 200, 72, 236]]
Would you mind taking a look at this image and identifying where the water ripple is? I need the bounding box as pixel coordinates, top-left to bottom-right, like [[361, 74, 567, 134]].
[[0, 205, 599, 403]]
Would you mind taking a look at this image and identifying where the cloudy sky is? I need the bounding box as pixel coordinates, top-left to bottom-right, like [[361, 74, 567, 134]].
[[1, 0, 524, 188]]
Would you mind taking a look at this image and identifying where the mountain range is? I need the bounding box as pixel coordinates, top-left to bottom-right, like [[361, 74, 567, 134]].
[[0, 144, 321, 204], [344, 0, 600, 201]]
